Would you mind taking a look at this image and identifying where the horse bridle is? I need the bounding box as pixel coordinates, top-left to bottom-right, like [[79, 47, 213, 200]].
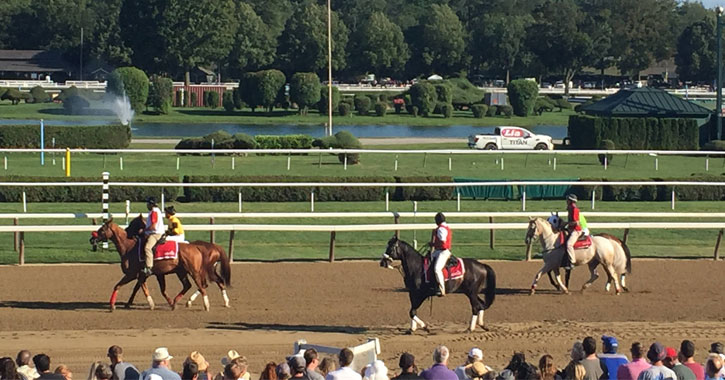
[[380, 240, 399, 269], [525, 220, 539, 245]]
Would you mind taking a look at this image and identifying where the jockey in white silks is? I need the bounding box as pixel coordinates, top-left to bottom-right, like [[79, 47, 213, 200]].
[[430, 212, 452, 296]]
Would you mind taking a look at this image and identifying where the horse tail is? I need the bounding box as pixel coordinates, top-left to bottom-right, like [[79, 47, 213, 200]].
[[482, 263, 496, 310], [215, 245, 232, 288], [621, 240, 632, 274]]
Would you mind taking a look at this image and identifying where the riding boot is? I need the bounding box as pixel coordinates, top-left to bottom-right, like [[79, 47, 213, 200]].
[[561, 254, 573, 271]]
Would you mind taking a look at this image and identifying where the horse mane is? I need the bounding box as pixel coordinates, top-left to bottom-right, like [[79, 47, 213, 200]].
[[396, 239, 424, 257]]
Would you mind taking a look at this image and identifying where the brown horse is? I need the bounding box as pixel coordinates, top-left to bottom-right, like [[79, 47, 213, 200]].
[[92, 219, 211, 311], [124, 215, 232, 308]]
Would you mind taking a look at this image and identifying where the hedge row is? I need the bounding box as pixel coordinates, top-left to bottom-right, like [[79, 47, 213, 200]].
[[568, 176, 725, 201], [0, 176, 179, 202], [0, 124, 131, 149], [183, 176, 455, 202], [568, 115, 698, 150]]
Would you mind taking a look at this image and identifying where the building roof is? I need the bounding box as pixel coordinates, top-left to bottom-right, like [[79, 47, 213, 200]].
[[0, 50, 71, 73], [580, 87, 712, 118]]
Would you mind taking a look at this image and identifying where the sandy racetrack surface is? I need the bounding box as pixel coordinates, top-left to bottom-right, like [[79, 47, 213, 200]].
[[1, 260, 724, 375]]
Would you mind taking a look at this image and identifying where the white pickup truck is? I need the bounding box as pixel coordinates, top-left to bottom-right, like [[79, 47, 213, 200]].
[[468, 126, 554, 150]]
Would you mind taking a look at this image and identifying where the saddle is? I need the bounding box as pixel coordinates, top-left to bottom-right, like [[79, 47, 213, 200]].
[[136, 236, 179, 262], [559, 232, 592, 249], [423, 255, 465, 283]]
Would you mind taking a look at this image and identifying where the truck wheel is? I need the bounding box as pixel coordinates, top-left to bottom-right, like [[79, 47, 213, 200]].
[[534, 143, 548, 150], [484, 143, 497, 150]]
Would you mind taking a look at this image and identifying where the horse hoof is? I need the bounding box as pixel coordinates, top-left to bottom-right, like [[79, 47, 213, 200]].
[[422, 326, 431, 333], [623, 287, 630, 293], [405, 330, 414, 335], [529, 289, 536, 296], [109, 305, 115, 312], [124, 303, 132, 309]]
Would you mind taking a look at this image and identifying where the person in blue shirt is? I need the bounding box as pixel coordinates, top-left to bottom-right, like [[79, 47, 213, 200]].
[[598, 335, 629, 380]]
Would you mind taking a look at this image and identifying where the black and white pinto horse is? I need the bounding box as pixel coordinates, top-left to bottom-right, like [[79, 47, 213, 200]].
[[380, 236, 496, 333]]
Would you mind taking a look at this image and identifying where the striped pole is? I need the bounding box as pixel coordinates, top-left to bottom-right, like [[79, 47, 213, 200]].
[[101, 172, 110, 250]]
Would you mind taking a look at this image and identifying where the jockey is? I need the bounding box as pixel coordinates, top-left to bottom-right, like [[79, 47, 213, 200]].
[[430, 212, 452, 297], [563, 194, 581, 270], [164, 206, 185, 242], [143, 197, 165, 275]]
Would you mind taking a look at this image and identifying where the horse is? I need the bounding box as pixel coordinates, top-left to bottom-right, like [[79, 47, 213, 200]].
[[124, 215, 232, 308], [379, 236, 496, 333], [92, 219, 211, 311], [525, 217, 631, 295]]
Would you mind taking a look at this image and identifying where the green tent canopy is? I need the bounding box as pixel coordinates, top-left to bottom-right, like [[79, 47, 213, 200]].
[[580, 88, 711, 118]]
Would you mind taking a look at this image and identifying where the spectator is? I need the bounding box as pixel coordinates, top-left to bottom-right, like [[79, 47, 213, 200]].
[[33, 354, 64, 380], [563, 363, 586, 380], [391, 353, 421, 380], [617, 343, 650, 380], [538, 355, 561, 380], [182, 362, 199, 380], [325, 349, 360, 380], [598, 336, 628, 380], [705, 354, 724, 380], [95, 364, 113, 380], [1, 357, 22, 380], [495, 369, 515, 380], [287, 357, 306, 379], [223, 364, 242, 380], [503, 353, 536, 380], [185, 352, 209, 380], [420, 346, 458, 380], [216, 352, 245, 380], [303, 349, 324, 380], [140, 348, 181, 380], [637, 342, 676, 380], [231, 358, 249, 380], [317, 360, 336, 379], [88, 362, 103, 380], [276, 363, 291, 380], [710, 344, 725, 378], [664, 347, 695, 380], [581, 337, 607, 380], [258, 362, 277, 380], [17, 351, 39, 380], [362, 360, 388, 380], [466, 362, 492, 380], [455, 348, 490, 380], [107, 346, 140, 380], [54, 365, 72, 380], [680, 340, 704, 380]]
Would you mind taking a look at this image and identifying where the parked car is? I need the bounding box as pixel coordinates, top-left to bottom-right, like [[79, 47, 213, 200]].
[[468, 126, 554, 150]]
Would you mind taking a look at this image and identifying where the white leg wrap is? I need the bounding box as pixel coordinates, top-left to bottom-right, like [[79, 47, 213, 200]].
[[203, 295, 210, 311], [189, 290, 200, 302], [413, 316, 425, 328], [222, 289, 230, 308], [621, 275, 626, 288], [605, 282, 611, 292], [478, 310, 485, 326], [469, 315, 477, 332], [147, 295, 155, 310], [410, 319, 418, 332]]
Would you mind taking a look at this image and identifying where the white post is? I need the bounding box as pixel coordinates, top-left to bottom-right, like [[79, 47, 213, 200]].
[[62, 157, 66, 170], [160, 193, 165, 210], [310, 191, 315, 212], [232, 156, 235, 170], [176, 156, 180, 171], [553, 157, 557, 171], [591, 190, 596, 210], [604, 156, 608, 170], [448, 157, 452, 171], [412, 201, 418, 249], [125, 200, 130, 224], [22, 191, 27, 212], [501, 157, 504, 171], [706, 158, 710, 171], [457, 191, 461, 211], [119, 156, 124, 171], [238, 192, 242, 213], [287, 155, 291, 171], [394, 155, 398, 171], [522, 189, 526, 211], [3, 156, 6, 170], [655, 158, 659, 171], [385, 191, 389, 211], [344, 155, 348, 170], [671, 190, 675, 210]]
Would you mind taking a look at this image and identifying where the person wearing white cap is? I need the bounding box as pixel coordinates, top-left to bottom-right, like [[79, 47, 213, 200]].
[[454, 348, 491, 380], [141, 348, 181, 380]]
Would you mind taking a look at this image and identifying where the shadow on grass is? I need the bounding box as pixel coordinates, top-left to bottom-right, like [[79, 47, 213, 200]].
[[207, 321, 368, 334], [0, 300, 108, 311], [176, 109, 299, 118]]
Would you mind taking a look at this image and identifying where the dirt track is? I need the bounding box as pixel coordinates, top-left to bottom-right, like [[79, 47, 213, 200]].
[[1, 260, 724, 375]]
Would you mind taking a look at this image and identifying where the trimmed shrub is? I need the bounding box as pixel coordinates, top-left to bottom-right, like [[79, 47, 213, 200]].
[[147, 76, 173, 114], [506, 79, 539, 116], [434, 82, 453, 104], [403, 94, 413, 114], [0, 124, 131, 148], [290, 72, 321, 115], [207, 91, 220, 109], [354, 94, 372, 115], [332, 130, 362, 164], [535, 97, 555, 115], [412, 106, 419, 117], [0, 176, 179, 203], [499, 105, 514, 117], [449, 77, 485, 107], [378, 93, 388, 103], [62, 95, 90, 114], [471, 104, 487, 118], [375, 102, 387, 117], [1, 88, 28, 105], [554, 98, 573, 111], [394, 176, 455, 201], [597, 139, 615, 165], [255, 69, 286, 112], [106, 66, 149, 112], [232, 87, 243, 109], [232, 133, 257, 149], [568, 115, 698, 150], [0, 87, 7, 99], [202, 91, 211, 107], [255, 135, 314, 149], [30, 86, 49, 103], [317, 86, 341, 114], [569, 176, 725, 202], [485, 105, 497, 117], [190, 92, 198, 106], [338, 102, 352, 116], [408, 82, 437, 116], [175, 90, 183, 107], [223, 91, 235, 112], [441, 103, 453, 118]]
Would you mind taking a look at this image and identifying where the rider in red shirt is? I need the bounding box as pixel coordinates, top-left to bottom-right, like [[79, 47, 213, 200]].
[[563, 194, 581, 270], [430, 212, 452, 297]]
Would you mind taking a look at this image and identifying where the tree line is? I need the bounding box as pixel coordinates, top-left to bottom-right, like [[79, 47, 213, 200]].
[[0, 0, 719, 91]]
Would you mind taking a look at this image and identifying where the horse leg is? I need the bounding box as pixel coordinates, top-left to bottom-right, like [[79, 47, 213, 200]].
[[606, 264, 623, 295], [466, 292, 485, 333], [188, 271, 209, 311], [408, 294, 428, 333], [186, 290, 200, 308], [621, 273, 629, 292], [124, 280, 142, 309], [581, 260, 600, 291], [554, 269, 569, 294], [547, 271, 561, 291], [156, 275, 174, 308], [172, 272, 192, 309], [140, 281, 155, 310], [110, 274, 135, 312], [530, 269, 546, 295]]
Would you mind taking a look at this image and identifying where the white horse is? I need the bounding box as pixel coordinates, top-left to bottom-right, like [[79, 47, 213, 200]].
[[525, 217, 631, 295]]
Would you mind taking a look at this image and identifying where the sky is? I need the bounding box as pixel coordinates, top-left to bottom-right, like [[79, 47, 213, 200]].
[[696, 0, 725, 8]]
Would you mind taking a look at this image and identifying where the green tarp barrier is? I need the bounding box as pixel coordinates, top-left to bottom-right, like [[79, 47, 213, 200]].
[[517, 179, 578, 200], [453, 178, 577, 200]]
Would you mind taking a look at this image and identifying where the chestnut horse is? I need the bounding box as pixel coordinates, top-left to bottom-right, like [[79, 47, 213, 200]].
[[92, 219, 210, 311]]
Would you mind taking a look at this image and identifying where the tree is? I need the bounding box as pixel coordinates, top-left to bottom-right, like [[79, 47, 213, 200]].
[[290, 72, 321, 115], [352, 12, 409, 78], [579, 0, 613, 88], [507, 79, 539, 117], [675, 18, 716, 83], [120, 0, 169, 73], [107, 67, 149, 113], [527, 0, 591, 96], [408, 82, 437, 117], [469, 14, 530, 84], [158, 0, 236, 91], [245, 0, 292, 38], [147, 76, 173, 114], [406, 4, 469, 77], [276, 2, 349, 75], [228, 2, 276, 76], [255, 70, 286, 112]]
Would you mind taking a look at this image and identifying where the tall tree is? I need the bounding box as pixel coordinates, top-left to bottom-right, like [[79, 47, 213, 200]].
[[351, 12, 409, 78], [276, 2, 349, 75], [675, 18, 717, 83], [527, 0, 591, 95], [158, 0, 237, 87], [406, 4, 469, 77], [246, 0, 292, 38], [333, 0, 386, 34], [228, 2, 276, 75], [120, 0, 169, 74], [85, 0, 131, 66], [579, 0, 613, 88], [469, 14, 530, 84]]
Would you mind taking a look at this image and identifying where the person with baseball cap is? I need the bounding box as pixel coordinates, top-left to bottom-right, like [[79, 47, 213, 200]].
[[664, 346, 695, 380], [454, 348, 491, 380], [637, 342, 676, 380], [391, 353, 422, 380], [598, 336, 628, 380], [140, 348, 180, 380]]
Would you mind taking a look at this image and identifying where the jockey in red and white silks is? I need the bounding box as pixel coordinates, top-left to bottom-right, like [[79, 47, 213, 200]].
[[143, 197, 165, 274], [431, 212, 452, 296], [564, 194, 581, 269]]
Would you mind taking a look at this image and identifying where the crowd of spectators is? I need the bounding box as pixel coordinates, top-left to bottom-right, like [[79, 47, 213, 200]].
[[1, 337, 724, 380]]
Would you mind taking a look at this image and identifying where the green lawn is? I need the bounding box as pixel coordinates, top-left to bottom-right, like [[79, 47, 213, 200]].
[[0, 101, 573, 127], [0, 200, 722, 264]]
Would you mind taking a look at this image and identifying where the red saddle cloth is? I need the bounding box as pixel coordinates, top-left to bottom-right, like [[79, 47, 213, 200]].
[[558, 234, 593, 249], [423, 256, 465, 283], [137, 238, 179, 262]]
